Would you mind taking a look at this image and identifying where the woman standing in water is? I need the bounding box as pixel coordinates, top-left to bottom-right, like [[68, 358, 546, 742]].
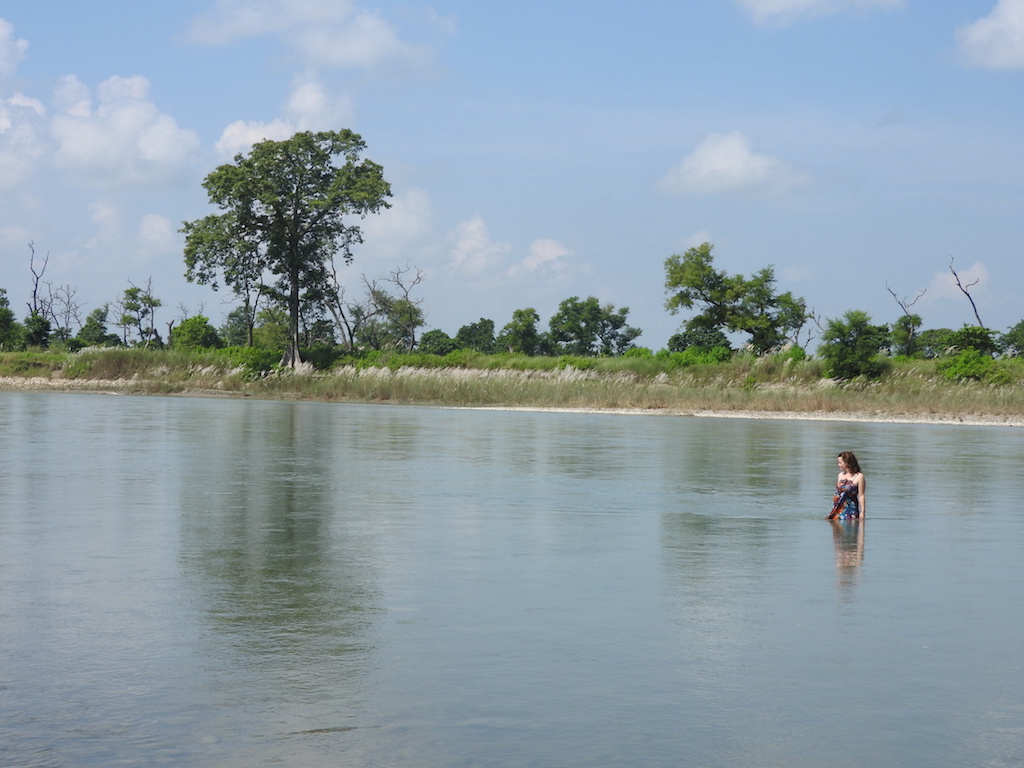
[[829, 451, 865, 520]]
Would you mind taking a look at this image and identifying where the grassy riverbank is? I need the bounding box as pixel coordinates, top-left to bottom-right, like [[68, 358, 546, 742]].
[[2, 347, 1024, 425]]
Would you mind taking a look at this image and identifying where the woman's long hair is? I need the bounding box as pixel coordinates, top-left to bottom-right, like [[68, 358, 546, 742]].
[[838, 451, 861, 474]]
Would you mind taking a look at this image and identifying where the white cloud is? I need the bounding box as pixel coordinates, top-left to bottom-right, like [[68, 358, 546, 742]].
[[189, 0, 433, 70], [362, 187, 433, 252], [284, 77, 355, 128], [0, 93, 47, 189], [448, 215, 511, 274], [50, 75, 200, 186], [735, 0, 904, 26], [138, 213, 176, 252], [215, 77, 356, 158], [510, 238, 571, 276], [215, 118, 297, 158], [926, 261, 990, 303], [956, 0, 1024, 69], [658, 131, 810, 196], [0, 18, 28, 78], [82, 201, 121, 251]]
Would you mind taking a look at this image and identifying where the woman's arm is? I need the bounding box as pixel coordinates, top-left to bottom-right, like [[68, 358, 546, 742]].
[[857, 473, 866, 518]]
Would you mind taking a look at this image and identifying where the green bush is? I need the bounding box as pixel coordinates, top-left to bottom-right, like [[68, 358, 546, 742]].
[[214, 346, 280, 375], [171, 316, 223, 350], [556, 355, 596, 371], [937, 349, 995, 381], [622, 347, 654, 358], [819, 310, 889, 379]]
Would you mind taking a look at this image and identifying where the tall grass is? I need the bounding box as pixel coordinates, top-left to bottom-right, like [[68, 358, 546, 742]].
[[3, 347, 1024, 419]]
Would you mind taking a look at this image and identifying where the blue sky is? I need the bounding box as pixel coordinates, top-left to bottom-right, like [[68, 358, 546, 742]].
[[1, 0, 1022, 349]]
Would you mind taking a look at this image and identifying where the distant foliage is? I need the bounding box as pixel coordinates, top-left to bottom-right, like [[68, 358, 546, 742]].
[[549, 296, 641, 356], [890, 313, 923, 357], [655, 346, 732, 368], [819, 310, 889, 379], [916, 328, 954, 359], [214, 347, 281, 375], [23, 312, 51, 349], [938, 349, 996, 381], [663, 242, 807, 354], [668, 326, 731, 353], [495, 308, 543, 355], [171, 316, 223, 350], [77, 306, 121, 348], [454, 318, 496, 353], [947, 325, 998, 356], [1000, 320, 1024, 357], [418, 329, 458, 356], [0, 288, 23, 350]]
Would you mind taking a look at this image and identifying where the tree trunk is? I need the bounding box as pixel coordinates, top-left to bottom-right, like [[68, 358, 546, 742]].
[[282, 265, 303, 368]]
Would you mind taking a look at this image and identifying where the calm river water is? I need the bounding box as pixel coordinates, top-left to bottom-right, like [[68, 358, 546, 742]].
[[1, 392, 1022, 767]]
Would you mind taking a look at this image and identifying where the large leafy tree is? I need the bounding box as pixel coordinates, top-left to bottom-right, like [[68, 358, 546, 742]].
[[182, 130, 391, 367], [496, 307, 543, 355], [455, 318, 496, 353], [664, 242, 807, 354], [549, 296, 641, 356]]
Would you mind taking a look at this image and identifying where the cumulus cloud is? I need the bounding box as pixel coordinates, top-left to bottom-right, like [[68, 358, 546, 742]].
[[215, 118, 297, 158], [84, 201, 121, 249], [956, 0, 1024, 69], [189, 0, 435, 70], [0, 93, 47, 189], [506, 238, 571, 277], [50, 75, 200, 185], [658, 131, 809, 196], [0, 18, 28, 77], [448, 215, 511, 274], [735, 0, 904, 26], [138, 213, 176, 252], [361, 187, 433, 256], [215, 76, 356, 158], [926, 261, 990, 302]]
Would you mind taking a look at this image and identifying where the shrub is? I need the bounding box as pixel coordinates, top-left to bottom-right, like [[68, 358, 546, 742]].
[[622, 347, 654, 358], [171, 316, 223, 350], [819, 310, 889, 379], [947, 325, 998, 356], [215, 346, 280, 375], [418, 329, 458, 356], [937, 349, 995, 381]]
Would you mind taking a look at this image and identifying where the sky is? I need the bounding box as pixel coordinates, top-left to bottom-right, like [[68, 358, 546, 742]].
[[1, 0, 1022, 349]]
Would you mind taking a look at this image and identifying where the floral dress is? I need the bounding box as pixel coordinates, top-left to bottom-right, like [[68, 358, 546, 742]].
[[832, 477, 861, 520]]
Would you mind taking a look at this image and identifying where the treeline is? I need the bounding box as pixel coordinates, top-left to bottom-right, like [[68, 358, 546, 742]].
[[3, 129, 1022, 388]]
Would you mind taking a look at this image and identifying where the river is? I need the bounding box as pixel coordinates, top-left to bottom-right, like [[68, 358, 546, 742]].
[[1, 392, 1022, 767]]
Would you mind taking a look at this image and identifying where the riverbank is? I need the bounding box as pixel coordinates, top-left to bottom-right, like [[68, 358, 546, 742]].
[[4, 373, 1023, 427]]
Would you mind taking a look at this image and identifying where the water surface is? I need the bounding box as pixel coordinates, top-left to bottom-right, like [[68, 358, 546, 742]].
[[1, 393, 1022, 766]]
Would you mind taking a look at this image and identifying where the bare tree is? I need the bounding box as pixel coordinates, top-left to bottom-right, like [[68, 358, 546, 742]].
[[26, 242, 51, 318], [47, 283, 85, 341], [324, 262, 426, 352], [323, 254, 355, 350], [949, 257, 984, 328], [379, 264, 426, 351]]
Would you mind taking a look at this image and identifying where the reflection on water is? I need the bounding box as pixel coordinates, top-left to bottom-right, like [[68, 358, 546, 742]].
[[829, 519, 865, 590], [1, 393, 1023, 767]]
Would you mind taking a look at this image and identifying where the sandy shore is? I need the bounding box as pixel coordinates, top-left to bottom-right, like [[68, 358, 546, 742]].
[[5, 375, 1022, 427], [466, 405, 1024, 427]]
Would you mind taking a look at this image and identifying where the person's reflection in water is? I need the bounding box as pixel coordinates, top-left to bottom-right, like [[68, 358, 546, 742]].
[[830, 519, 864, 589]]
